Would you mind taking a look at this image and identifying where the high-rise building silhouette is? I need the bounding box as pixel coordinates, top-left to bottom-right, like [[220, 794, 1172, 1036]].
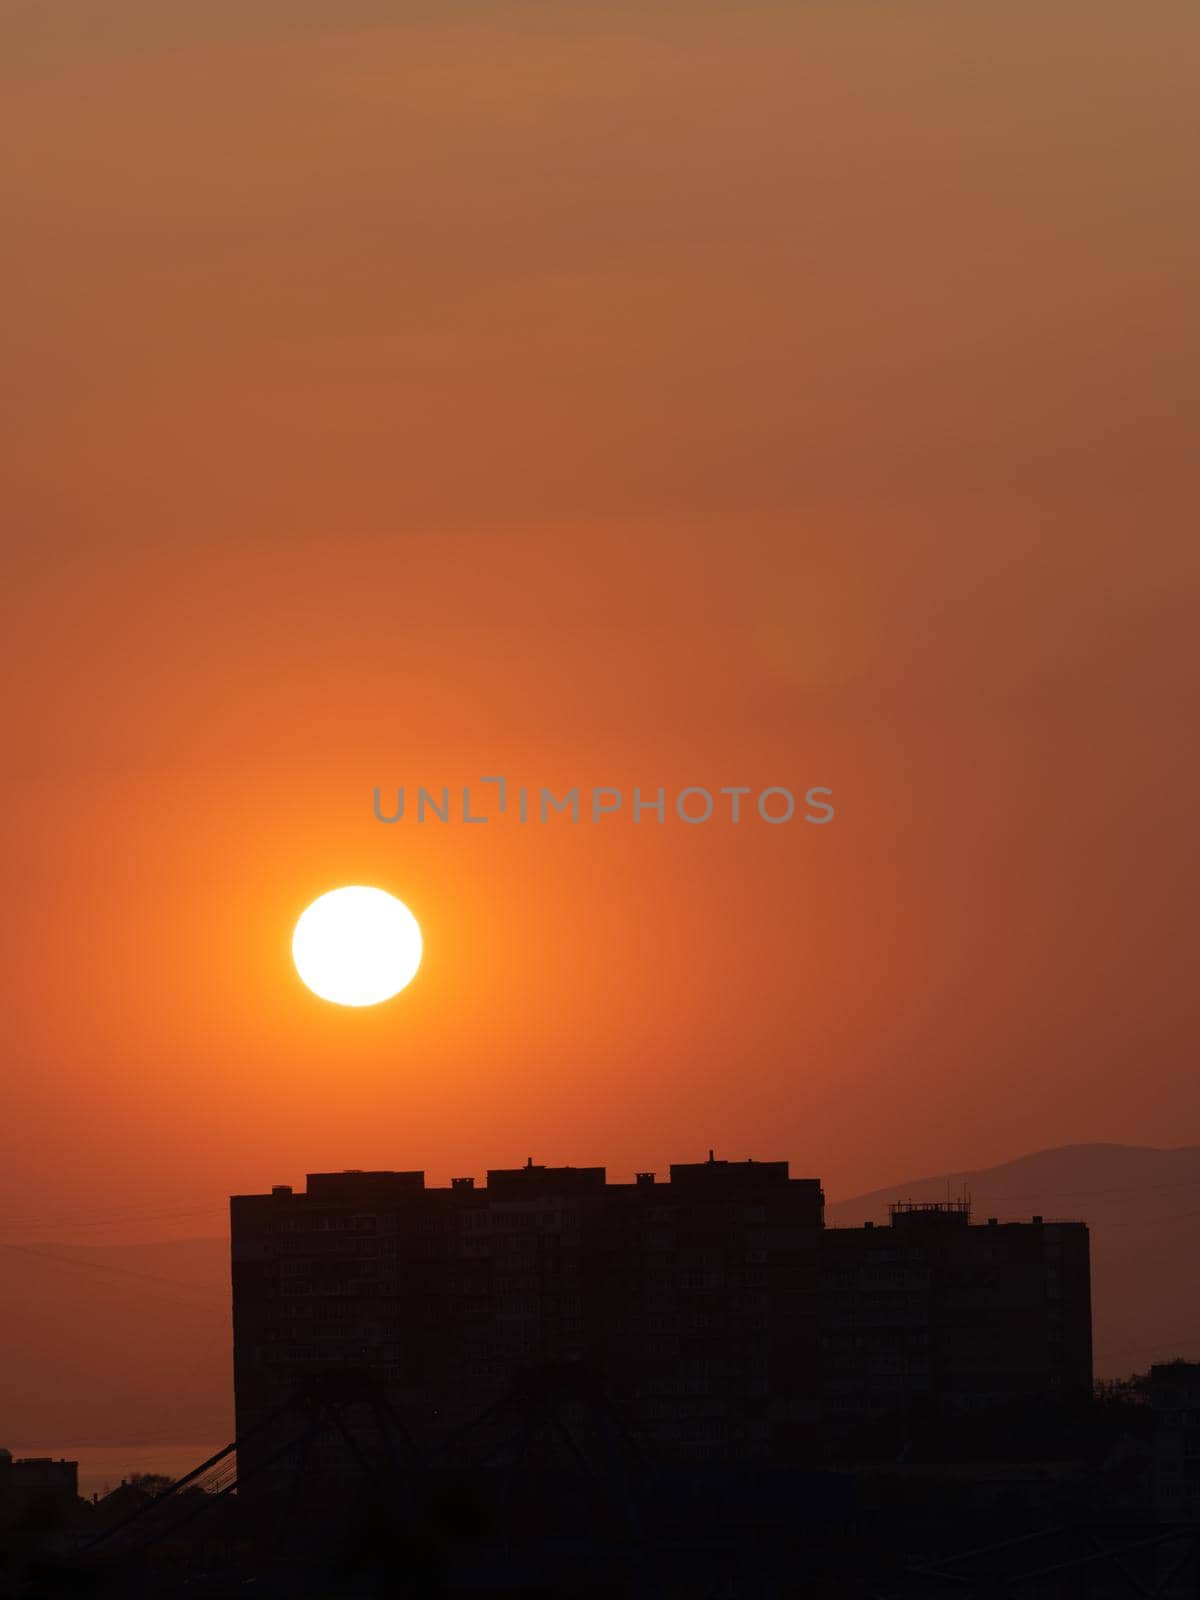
[[230, 1159, 1090, 1491], [822, 1201, 1092, 1430]]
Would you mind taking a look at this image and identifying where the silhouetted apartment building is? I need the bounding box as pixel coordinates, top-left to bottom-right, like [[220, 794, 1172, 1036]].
[[0, 1450, 78, 1528], [821, 1201, 1092, 1433], [232, 1158, 823, 1486], [230, 1162, 1090, 1487]]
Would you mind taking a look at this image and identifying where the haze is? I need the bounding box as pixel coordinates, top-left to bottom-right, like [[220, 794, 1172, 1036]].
[[1, 0, 1197, 1246]]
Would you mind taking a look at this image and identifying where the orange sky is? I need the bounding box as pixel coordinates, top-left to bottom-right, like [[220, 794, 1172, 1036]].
[[1, 0, 1197, 1244]]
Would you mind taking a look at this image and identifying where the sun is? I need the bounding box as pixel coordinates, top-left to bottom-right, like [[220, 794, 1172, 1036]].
[[292, 886, 423, 1007]]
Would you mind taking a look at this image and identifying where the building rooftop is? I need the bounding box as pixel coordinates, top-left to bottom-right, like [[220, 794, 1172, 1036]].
[[234, 1156, 820, 1205]]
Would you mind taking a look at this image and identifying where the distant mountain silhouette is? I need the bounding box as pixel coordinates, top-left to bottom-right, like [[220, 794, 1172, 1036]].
[[829, 1143, 1200, 1378], [3, 1146, 1199, 1448]]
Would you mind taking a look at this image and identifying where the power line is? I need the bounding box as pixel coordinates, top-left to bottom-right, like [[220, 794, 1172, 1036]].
[[0, 1241, 226, 1299], [0, 1204, 227, 1232]]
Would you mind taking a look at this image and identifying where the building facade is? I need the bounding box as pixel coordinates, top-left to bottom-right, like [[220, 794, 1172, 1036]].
[[0, 1450, 78, 1529], [232, 1158, 824, 1485], [230, 1161, 1091, 1488], [822, 1201, 1093, 1434]]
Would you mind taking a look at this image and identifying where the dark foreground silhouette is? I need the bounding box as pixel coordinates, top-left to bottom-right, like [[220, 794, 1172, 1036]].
[[4, 1368, 1193, 1599]]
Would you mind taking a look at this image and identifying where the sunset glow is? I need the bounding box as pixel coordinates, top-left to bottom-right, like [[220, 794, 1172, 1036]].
[[1, 0, 1196, 1267]]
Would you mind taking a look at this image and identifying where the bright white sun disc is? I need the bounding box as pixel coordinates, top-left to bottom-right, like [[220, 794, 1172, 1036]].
[[292, 886, 422, 1007]]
